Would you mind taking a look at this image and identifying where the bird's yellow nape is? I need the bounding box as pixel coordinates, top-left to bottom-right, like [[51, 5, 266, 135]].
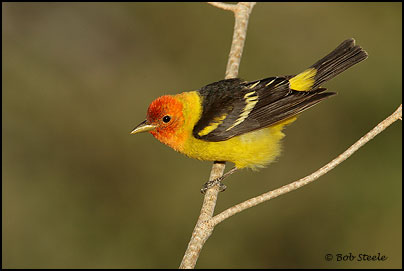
[[130, 120, 156, 135]]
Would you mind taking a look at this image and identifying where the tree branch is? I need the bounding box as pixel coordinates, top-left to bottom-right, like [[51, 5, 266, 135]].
[[179, 2, 256, 269], [211, 104, 402, 225], [207, 2, 237, 12]]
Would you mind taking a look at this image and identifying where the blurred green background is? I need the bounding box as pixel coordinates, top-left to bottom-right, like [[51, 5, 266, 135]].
[[2, 2, 402, 269]]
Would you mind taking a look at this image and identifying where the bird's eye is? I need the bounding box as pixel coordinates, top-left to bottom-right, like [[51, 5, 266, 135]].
[[162, 115, 171, 123]]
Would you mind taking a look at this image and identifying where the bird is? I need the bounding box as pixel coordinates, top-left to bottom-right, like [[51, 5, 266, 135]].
[[131, 38, 368, 192]]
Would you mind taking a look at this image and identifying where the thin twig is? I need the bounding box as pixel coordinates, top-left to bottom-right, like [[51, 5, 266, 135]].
[[211, 104, 402, 226], [179, 2, 256, 269], [224, 2, 255, 79], [208, 2, 237, 12]]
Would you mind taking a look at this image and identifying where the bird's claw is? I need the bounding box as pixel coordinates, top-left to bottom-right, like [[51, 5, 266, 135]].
[[200, 178, 227, 194]]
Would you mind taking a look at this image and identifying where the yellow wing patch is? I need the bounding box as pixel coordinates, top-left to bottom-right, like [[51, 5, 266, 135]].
[[226, 91, 258, 131], [265, 78, 276, 86], [289, 68, 317, 91], [248, 81, 260, 89], [197, 113, 228, 137]]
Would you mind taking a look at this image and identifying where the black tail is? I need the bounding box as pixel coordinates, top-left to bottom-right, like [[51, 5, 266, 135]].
[[310, 38, 368, 89]]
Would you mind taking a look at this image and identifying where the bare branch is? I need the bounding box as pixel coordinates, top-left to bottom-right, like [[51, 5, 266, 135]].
[[179, 2, 256, 269], [208, 2, 237, 12], [224, 2, 256, 79], [211, 104, 402, 226], [178, 164, 224, 269]]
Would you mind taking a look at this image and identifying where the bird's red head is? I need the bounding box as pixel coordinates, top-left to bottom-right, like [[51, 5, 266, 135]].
[[143, 95, 186, 150]]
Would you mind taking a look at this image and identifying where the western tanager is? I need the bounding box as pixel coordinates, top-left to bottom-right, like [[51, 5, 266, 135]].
[[131, 39, 368, 191]]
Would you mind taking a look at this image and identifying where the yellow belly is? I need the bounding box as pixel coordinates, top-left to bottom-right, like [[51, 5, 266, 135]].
[[182, 118, 294, 169]]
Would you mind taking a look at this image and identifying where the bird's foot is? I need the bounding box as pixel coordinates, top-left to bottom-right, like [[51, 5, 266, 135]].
[[200, 167, 238, 194], [200, 177, 227, 194]]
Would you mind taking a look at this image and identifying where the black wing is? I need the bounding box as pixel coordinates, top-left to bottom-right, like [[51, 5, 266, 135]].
[[192, 77, 335, 142]]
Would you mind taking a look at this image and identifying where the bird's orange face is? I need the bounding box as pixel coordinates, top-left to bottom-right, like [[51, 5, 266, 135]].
[[145, 95, 185, 149]]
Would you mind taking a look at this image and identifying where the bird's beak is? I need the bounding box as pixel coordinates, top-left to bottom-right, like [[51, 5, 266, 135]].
[[130, 120, 157, 135]]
